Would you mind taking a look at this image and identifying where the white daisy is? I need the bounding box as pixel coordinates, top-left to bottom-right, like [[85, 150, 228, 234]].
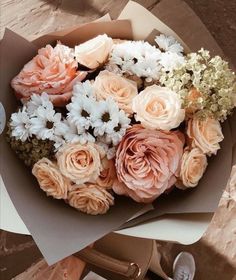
[[26, 92, 53, 115], [155, 34, 184, 54], [29, 106, 62, 140], [96, 137, 117, 160], [66, 95, 96, 129], [52, 135, 66, 151], [10, 106, 31, 141], [73, 80, 94, 99], [109, 41, 162, 81], [159, 52, 185, 71], [105, 110, 130, 145], [92, 98, 120, 136], [74, 126, 95, 144]]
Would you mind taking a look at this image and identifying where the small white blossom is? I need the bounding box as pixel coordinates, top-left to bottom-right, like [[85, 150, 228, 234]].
[[155, 34, 184, 54], [10, 106, 31, 141], [92, 98, 120, 136], [109, 41, 162, 80], [29, 106, 62, 140], [97, 137, 117, 159], [73, 80, 94, 99], [159, 52, 185, 72], [76, 126, 95, 144], [26, 92, 53, 115], [52, 135, 66, 151], [105, 110, 130, 145], [66, 95, 96, 129]]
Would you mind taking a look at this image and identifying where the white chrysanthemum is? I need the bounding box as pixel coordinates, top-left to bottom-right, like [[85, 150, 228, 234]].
[[109, 41, 162, 80], [97, 137, 117, 160], [26, 92, 53, 115], [105, 110, 130, 145], [155, 34, 184, 54], [55, 118, 95, 144], [52, 135, 66, 151], [55, 119, 80, 143], [66, 95, 96, 129], [159, 52, 185, 71], [10, 106, 31, 141], [75, 126, 95, 144], [105, 63, 123, 75], [29, 106, 62, 140], [73, 80, 94, 99], [92, 98, 120, 136]]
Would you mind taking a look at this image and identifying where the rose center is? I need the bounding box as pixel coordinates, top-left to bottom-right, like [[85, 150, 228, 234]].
[[147, 99, 165, 116], [46, 121, 54, 129], [102, 112, 111, 122]]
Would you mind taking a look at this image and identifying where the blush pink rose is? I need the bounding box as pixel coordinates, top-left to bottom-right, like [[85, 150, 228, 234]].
[[11, 44, 87, 106], [114, 124, 184, 203]]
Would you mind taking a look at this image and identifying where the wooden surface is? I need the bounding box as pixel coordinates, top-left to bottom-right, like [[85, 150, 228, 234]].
[[1, 0, 235, 66], [1, 1, 236, 279]]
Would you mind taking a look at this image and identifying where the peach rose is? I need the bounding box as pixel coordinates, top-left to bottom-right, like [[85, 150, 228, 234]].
[[96, 158, 117, 189], [178, 147, 208, 188], [11, 44, 87, 106], [132, 85, 185, 130], [114, 124, 184, 203], [68, 183, 114, 215], [32, 158, 70, 199], [186, 87, 202, 115], [56, 142, 101, 184], [187, 117, 224, 155], [94, 70, 138, 115], [74, 35, 113, 69]]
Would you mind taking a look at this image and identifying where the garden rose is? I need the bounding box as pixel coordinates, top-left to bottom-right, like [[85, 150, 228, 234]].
[[114, 124, 184, 203], [74, 34, 113, 69], [56, 142, 101, 184], [68, 183, 114, 215], [178, 147, 208, 188], [11, 44, 87, 106], [94, 70, 138, 115], [132, 85, 185, 130], [187, 117, 224, 155], [96, 158, 117, 189], [32, 158, 70, 199]]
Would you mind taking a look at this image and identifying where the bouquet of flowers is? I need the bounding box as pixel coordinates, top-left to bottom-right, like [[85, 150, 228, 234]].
[[7, 31, 236, 216]]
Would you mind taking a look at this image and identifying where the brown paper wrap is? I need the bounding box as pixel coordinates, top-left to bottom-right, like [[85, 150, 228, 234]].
[[0, 0, 235, 265]]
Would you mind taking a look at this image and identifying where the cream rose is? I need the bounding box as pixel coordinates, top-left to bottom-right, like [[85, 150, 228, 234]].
[[178, 147, 208, 188], [56, 143, 101, 184], [74, 35, 113, 69], [94, 70, 138, 115], [187, 117, 224, 155], [96, 158, 117, 189], [132, 85, 185, 130], [32, 158, 70, 199], [68, 183, 114, 215]]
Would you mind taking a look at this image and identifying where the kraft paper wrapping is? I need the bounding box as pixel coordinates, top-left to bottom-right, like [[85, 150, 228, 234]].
[[0, 0, 235, 265]]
